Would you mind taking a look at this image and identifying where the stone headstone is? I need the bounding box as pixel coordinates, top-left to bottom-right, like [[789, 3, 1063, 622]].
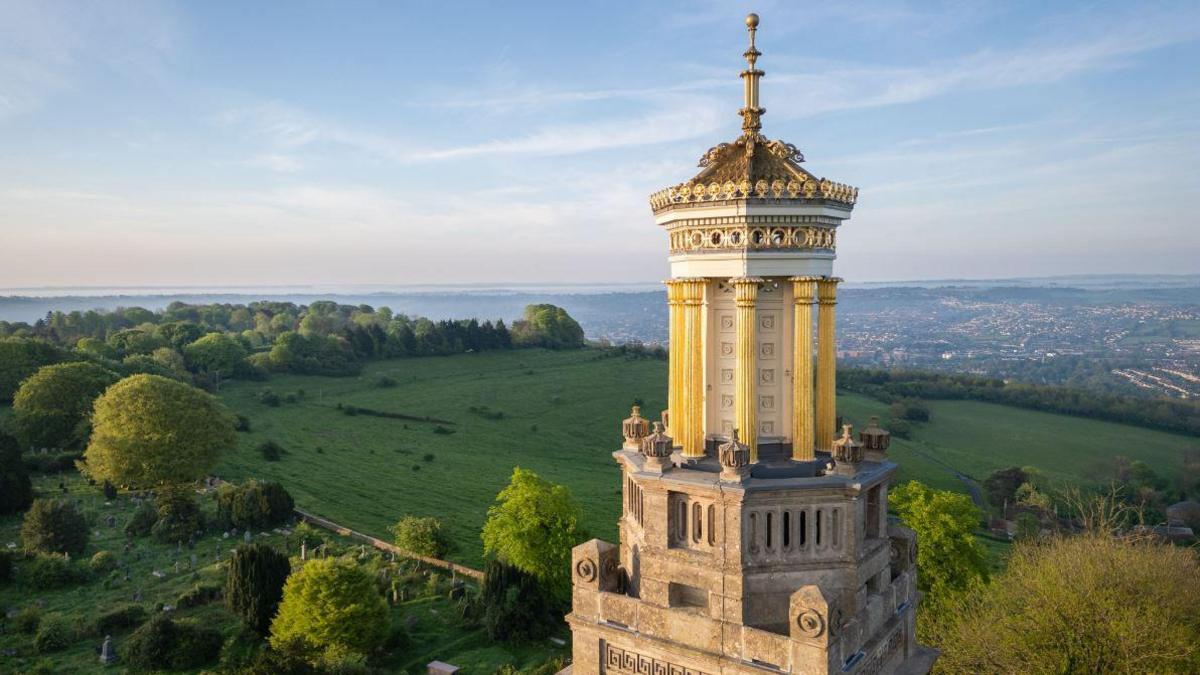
[[190, 554, 197, 568], [105, 515, 116, 528], [243, 530, 252, 544], [427, 661, 460, 675], [223, 531, 230, 539], [133, 589, 143, 602], [300, 541, 307, 560], [173, 561, 180, 574], [100, 635, 116, 665]]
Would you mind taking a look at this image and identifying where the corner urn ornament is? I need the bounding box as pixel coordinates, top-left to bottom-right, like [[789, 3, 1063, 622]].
[[859, 415, 891, 461], [831, 424, 863, 476], [622, 405, 650, 450], [640, 421, 673, 473], [719, 429, 752, 482]]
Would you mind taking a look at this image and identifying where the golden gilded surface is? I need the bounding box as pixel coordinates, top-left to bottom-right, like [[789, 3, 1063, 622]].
[[682, 279, 707, 458], [815, 278, 840, 453], [649, 175, 858, 212], [791, 277, 819, 461]]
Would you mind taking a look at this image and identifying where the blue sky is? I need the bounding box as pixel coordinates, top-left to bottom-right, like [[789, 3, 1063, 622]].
[[1, 0, 1198, 286]]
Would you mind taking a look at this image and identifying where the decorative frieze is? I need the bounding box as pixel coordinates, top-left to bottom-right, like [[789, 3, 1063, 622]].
[[668, 224, 835, 255], [603, 643, 710, 675]]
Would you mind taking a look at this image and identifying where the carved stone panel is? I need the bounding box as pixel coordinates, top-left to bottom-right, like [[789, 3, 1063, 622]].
[[602, 643, 710, 675]]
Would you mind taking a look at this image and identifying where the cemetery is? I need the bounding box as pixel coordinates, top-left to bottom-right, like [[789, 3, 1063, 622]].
[[0, 471, 569, 673]]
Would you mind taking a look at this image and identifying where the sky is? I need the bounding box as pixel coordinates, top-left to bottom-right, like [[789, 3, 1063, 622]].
[[1, 0, 1198, 287]]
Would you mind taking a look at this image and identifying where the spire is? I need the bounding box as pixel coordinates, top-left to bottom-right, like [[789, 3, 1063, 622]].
[[739, 13, 765, 135]]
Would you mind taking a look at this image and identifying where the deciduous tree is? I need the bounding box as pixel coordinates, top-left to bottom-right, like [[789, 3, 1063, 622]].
[[931, 531, 1200, 674], [84, 374, 236, 487], [21, 499, 89, 556], [889, 481, 989, 611], [481, 467, 585, 601], [12, 361, 118, 450], [0, 337, 67, 402], [269, 558, 389, 661]]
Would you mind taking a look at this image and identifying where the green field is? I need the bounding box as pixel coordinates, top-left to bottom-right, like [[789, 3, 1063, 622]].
[[216, 349, 665, 569], [214, 349, 1197, 566]]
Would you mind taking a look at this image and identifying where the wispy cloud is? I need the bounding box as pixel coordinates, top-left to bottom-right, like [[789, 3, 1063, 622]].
[[0, 0, 177, 119], [407, 97, 725, 160]]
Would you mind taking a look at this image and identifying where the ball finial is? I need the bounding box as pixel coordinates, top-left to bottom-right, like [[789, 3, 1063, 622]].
[[745, 13, 759, 29]]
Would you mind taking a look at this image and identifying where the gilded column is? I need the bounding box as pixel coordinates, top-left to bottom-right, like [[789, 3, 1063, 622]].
[[815, 277, 840, 453], [681, 279, 706, 458], [790, 276, 818, 461], [732, 277, 762, 461], [665, 280, 687, 442]]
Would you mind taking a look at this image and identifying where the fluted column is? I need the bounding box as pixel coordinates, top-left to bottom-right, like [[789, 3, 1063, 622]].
[[732, 277, 762, 461], [790, 276, 819, 461], [665, 280, 687, 443], [681, 279, 706, 458], [815, 277, 840, 453]]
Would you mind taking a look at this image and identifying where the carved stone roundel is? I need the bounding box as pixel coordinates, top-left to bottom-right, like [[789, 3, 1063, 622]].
[[576, 558, 597, 582], [796, 609, 826, 638]]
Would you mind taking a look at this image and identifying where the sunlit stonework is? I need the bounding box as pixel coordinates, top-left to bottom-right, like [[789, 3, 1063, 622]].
[[564, 14, 937, 675]]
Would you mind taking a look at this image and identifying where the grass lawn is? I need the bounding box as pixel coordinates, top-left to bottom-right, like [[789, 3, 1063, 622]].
[[214, 349, 1194, 568], [0, 473, 565, 674], [216, 349, 666, 569]]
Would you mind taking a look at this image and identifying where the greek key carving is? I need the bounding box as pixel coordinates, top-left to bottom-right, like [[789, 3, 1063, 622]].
[[603, 644, 709, 675]]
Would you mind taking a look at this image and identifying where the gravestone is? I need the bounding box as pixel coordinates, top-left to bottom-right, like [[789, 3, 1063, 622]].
[[243, 530, 252, 544], [99, 635, 116, 665], [427, 661, 460, 675]]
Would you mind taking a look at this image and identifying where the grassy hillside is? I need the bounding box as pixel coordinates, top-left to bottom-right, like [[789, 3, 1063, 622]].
[[213, 349, 1196, 567], [215, 349, 665, 568]]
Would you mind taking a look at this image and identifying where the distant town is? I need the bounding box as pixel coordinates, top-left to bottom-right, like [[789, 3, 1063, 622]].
[[3, 275, 1198, 400]]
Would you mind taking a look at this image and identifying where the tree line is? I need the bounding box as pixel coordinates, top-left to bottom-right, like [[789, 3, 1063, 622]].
[[0, 301, 586, 400], [840, 367, 1200, 437]]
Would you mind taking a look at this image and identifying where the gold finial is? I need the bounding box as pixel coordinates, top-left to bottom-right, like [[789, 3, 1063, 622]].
[[740, 13, 765, 134]]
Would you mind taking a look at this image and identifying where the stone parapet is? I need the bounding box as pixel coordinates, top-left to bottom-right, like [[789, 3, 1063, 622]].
[[568, 537, 920, 674]]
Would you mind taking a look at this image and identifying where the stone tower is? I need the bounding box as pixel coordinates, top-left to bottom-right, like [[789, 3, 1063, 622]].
[[564, 14, 936, 675]]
